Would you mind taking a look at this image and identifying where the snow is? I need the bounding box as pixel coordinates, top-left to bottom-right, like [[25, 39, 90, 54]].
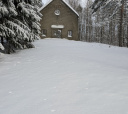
[[39, 0, 52, 11], [42, 0, 89, 8], [51, 25, 64, 28], [0, 52, 4, 58], [0, 38, 128, 114], [0, 43, 4, 50]]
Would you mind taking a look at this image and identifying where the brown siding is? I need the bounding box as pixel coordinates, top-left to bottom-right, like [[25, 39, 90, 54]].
[[40, 0, 79, 41]]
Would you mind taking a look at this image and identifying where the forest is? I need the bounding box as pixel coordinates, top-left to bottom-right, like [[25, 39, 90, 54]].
[[67, 0, 128, 47], [0, 0, 128, 54]]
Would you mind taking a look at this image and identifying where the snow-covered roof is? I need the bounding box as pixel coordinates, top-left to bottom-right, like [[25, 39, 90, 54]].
[[39, 0, 52, 11], [62, 0, 79, 16], [39, 0, 79, 16]]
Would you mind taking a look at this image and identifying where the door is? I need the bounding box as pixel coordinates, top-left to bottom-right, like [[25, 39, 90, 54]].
[[52, 29, 62, 38]]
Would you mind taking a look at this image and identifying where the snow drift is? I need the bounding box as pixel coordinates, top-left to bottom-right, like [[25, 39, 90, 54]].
[[0, 38, 128, 114]]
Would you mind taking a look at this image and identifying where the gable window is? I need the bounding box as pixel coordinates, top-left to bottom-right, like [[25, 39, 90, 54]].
[[68, 30, 72, 37], [42, 29, 47, 37], [54, 10, 60, 15]]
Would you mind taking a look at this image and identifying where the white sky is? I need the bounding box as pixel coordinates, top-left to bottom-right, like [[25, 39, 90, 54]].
[[42, 0, 47, 4]]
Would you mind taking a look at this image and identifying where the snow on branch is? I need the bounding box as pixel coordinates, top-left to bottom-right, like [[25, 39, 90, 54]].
[[0, 24, 15, 38], [0, 43, 4, 50], [0, 6, 9, 18]]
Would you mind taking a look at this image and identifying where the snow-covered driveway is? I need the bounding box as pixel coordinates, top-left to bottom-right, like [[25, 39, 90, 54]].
[[0, 38, 128, 114]]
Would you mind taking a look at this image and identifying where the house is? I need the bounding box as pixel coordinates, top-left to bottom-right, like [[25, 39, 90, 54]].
[[39, 0, 79, 40]]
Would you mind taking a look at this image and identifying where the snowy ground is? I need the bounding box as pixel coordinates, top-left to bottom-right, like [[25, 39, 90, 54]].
[[0, 38, 128, 114]]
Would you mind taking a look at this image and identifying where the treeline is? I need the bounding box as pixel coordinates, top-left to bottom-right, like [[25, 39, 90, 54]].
[[0, 0, 43, 54], [66, 0, 128, 47]]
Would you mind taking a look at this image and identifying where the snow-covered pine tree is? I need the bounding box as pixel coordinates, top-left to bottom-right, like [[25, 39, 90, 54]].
[[15, 0, 42, 48], [0, 0, 42, 53], [0, 0, 24, 54], [33, 0, 43, 8]]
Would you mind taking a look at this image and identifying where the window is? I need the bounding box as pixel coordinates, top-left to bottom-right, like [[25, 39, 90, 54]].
[[68, 30, 72, 37], [54, 10, 60, 15], [42, 29, 47, 37]]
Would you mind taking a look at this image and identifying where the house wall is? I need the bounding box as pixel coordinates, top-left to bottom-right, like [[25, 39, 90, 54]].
[[40, 0, 79, 40]]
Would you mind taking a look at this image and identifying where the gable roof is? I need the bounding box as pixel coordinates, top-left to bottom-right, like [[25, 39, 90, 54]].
[[39, 0, 79, 16]]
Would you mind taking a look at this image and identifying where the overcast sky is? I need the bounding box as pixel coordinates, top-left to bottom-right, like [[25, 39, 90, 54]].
[[42, 0, 47, 4]]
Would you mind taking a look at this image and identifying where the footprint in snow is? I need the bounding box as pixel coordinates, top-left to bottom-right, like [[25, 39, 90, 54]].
[[51, 110, 56, 112], [9, 91, 13, 94]]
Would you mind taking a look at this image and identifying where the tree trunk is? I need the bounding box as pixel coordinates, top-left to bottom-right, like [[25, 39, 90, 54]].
[[126, 25, 128, 48], [118, 0, 124, 47], [6, 38, 11, 54]]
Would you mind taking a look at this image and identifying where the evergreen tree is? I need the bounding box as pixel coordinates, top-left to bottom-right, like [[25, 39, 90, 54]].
[[0, 0, 42, 53], [0, 0, 22, 53], [14, 0, 42, 48]]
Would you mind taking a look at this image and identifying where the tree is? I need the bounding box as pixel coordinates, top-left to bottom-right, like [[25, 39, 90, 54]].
[[66, 0, 82, 11], [0, 0, 42, 53], [34, 0, 43, 8], [14, 0, 42, 47], [0, 0, 22, 53], [91, 0, 128, 47]]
